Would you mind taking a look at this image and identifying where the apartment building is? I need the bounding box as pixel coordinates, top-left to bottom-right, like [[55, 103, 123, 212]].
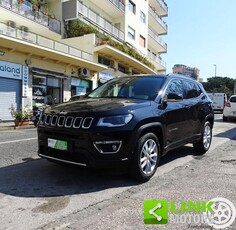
[[172, 64, 200, 80], [0, 0, 168, 120]]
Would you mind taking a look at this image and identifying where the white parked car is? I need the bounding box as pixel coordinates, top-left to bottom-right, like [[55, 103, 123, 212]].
[[223, 95, 236, 121]]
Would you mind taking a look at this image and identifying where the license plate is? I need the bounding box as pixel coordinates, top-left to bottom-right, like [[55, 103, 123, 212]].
[[48, 138, 68, 151]]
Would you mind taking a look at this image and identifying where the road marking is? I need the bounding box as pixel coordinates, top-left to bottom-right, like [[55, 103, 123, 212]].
[[0, 137, 37, 145]]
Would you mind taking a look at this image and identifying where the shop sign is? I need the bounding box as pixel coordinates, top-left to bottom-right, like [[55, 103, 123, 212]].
[[32, 85, 47, 103], [22, 66, 29, 97], [99, 72, 115, 83], [0, 60, 22, 80]]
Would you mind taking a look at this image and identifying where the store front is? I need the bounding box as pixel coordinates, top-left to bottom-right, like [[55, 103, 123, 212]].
[[0, 60, 24, 120], [32, 68, 65, 106], [71, 77, 92, 96]]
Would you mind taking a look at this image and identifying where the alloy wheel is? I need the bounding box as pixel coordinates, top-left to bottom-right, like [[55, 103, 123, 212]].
[[203, 124, 212, 150], [140, 139, 158, 175]]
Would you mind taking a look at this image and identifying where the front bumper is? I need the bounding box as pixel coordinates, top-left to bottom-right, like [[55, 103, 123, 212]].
[[37, 126, 134, 169]]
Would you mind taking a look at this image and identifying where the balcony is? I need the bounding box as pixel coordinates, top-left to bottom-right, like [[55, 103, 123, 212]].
[[0, 0, 61, 34], [92, 0, 125, 17], [148, 51, 166, 71], [94, 44, 156, 74], [149, 0, 168, 17], [148, 6, 167, 35], [148, 28, 167, 53], [62, 0, 125, 42], [0, 21, 106, 72]]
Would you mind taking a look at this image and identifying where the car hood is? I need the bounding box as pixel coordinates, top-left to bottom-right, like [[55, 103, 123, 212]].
[[47, 98, 151, 115]]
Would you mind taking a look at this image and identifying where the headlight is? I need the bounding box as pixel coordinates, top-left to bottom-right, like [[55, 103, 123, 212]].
[[97, 114, 133, 127]]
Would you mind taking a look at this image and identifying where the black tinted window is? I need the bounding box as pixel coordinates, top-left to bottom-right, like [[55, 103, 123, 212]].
[[88, 76, 166, 100], [166, 79, 184, 98], [183, 81, 201, 99]]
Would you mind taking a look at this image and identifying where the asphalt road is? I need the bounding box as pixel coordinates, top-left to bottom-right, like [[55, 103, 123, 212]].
[[0, 129, 37, 167], [0, 114, 235, 230]]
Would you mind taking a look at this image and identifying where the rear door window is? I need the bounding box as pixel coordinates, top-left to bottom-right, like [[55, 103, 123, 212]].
[[183, 81, 201, 99]]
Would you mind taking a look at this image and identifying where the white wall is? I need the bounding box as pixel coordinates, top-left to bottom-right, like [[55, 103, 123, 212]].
[[124, 0, 148, 55]]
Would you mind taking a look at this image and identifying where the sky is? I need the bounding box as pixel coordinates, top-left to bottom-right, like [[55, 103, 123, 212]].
[[163, 0, 236, 82]]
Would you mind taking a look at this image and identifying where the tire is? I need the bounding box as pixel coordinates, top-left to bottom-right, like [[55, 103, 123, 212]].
[[33, 120, 38, 127], [223, 116, 227, 122], [193, 121, 212, 155], [130, 133, 160, 182]]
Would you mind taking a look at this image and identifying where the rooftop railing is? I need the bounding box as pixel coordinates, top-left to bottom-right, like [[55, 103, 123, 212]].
[[0, 21, 93, 61], [0, 0, 61, 34], [78, 1, 125, 41]]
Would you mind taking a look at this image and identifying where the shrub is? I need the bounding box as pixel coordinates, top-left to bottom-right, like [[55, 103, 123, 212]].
[[9, 104, 32, 121], [67, 20, 98, 38]]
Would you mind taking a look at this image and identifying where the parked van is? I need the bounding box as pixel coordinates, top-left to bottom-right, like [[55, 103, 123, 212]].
[[208, 93, 227, 112]]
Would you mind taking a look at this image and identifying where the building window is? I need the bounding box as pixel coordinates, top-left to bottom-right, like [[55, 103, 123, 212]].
[[71, 78, 92, 96], [128, 0, 136, 14], [98, 56, 113, 67], [114, 23, 121, 30], [140, 11, 146, 24], [32, 75, 61, 104], [118, 64, 126, 73], [128, 26, 135, 40], [139, 35, 146, 47]]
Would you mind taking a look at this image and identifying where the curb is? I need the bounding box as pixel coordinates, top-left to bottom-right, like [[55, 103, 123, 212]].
[[0, 125, 36, 131]]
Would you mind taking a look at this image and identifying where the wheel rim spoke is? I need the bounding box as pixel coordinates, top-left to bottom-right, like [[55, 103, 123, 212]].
[[145, 160, 151, 174], [141, 159, 147, 169], [149, 141, 156, 153], [149, 153, 157, 163], [140, 156, 147, 163]]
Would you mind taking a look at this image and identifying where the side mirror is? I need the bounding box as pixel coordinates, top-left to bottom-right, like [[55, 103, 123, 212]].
[[159, 97, 168, 109], [167, 93, 183, 100]]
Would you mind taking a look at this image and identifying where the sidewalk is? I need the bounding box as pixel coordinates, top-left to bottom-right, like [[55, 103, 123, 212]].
[[0, 121, 36, 131]]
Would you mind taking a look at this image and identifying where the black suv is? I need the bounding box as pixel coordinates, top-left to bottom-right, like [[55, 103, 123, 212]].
[[38, 74, 214, 181]]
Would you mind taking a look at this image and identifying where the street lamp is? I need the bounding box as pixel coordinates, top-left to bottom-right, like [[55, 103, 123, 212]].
[[213, 64, 217, 77]]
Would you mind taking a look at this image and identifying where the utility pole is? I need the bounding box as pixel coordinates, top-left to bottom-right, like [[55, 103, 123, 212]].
[[213, 64, 217, 77]]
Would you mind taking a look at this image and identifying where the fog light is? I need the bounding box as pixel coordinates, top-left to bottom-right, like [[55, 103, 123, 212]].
[[112, 145, 117, 151], [93, 141, 122, 154]]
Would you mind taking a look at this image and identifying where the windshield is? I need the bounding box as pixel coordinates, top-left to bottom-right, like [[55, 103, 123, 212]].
[[87, 76, 166, 100]]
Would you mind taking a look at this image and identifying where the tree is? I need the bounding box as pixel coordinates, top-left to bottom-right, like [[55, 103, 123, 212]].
[[202, 77, 236, 97]]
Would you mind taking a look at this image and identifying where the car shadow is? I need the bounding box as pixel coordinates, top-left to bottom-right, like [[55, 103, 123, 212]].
[[0, 158, 139, 198], [214, 127, 236, 139], [0, 145, 199, 199]]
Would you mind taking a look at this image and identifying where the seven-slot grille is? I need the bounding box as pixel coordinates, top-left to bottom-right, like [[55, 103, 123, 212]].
[[39, 114, 93, 129]]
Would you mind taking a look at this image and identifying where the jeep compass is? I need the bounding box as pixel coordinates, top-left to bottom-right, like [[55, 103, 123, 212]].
[[37, 74, 214, 181]]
